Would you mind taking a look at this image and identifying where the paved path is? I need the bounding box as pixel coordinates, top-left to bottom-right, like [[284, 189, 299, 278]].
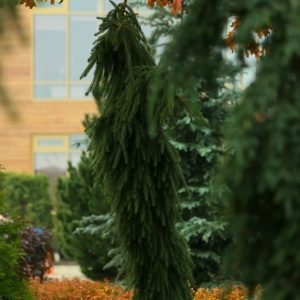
[[47, 264, 87, 280]]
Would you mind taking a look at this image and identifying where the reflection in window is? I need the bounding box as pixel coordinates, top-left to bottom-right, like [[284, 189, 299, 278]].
[[34, 15, 66, 81]]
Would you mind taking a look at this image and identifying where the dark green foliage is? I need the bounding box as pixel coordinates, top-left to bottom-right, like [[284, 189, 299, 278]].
[[18, 226, 54, 283], [0, 167, 33, 300], [220, 2, 300, 299], [134, 0, 238, 286], [55, 152, 116, 280], [74, 213, 122, 279], [81, 2, 193, 299], [1, 173, 53, 229], [152, 0, 232, 103], [159, 0, 300, 297], [171, 86, 236, 286]]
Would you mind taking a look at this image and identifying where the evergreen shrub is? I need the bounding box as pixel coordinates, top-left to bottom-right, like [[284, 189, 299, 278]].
[[0, 167, 33, 299], [1, 173, 53, 229], [171, 87, 236, 285], [55, 152, 116, 280]]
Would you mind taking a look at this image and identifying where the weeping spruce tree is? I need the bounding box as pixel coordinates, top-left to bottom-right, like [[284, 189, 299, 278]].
[[81, 2, 193, 299]]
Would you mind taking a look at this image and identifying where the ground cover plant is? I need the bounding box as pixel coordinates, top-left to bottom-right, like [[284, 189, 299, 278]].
[[29, 278, 261, 300]]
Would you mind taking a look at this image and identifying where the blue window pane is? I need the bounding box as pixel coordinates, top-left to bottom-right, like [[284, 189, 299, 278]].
[[70, 0, 101, 11], [34, 85, 67, 99], [70, 16, 99, 81], [70, 85, 93, 99], [69, 134, 88, 150], [34, 15, 66, 81]]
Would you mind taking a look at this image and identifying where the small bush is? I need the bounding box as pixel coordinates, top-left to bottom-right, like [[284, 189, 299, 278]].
[[19, 226, 54, 282], [29, 278, 261, 300]]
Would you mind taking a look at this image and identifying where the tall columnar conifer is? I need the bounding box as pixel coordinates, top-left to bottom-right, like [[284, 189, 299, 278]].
[[81, 2, 193, 299]]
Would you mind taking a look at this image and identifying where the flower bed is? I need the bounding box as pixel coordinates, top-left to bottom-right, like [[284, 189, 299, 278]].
[[30, 278, 260, 300]]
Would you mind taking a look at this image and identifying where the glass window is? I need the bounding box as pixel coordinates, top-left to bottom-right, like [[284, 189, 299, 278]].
[[34, 153, 67, 180], [34, 15, 66, 81], [38, 139, 64, 147], [70, 16, 99, 81], [33, 134, 88, 182], [104, 0, 115, 12], [69, 134, 88, 150], [36, 1, 61, 8], [34, 85, 67, 99], [70, 0, 101, 11], [70, 85, 93, 99], [33, 0, 155, 100]]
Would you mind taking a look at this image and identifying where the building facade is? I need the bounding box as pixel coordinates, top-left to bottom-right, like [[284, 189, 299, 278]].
[[0, 0, 152, 181], [0, 1, 255, 180]]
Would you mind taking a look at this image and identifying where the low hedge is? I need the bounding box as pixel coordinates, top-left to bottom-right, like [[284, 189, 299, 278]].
[[30, 278, 261, 300], [30, 278, 133, 300]]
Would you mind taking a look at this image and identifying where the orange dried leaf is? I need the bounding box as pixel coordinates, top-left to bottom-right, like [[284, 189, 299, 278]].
[[171, 0, 182, 16], [226, 31, 236, 53], [148, 0, 155, 7], [19, 0, 36, 9], [255, 26, 272, 39], [230, 17, 240, 30], [156, 0, 170, 7], [250, 43, 261, 58]]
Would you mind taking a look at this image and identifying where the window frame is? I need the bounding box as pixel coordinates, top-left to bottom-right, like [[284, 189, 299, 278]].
[[31, 1, 102, 101], [32, 134, 87, 175], [31, 0, 160, 101]]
